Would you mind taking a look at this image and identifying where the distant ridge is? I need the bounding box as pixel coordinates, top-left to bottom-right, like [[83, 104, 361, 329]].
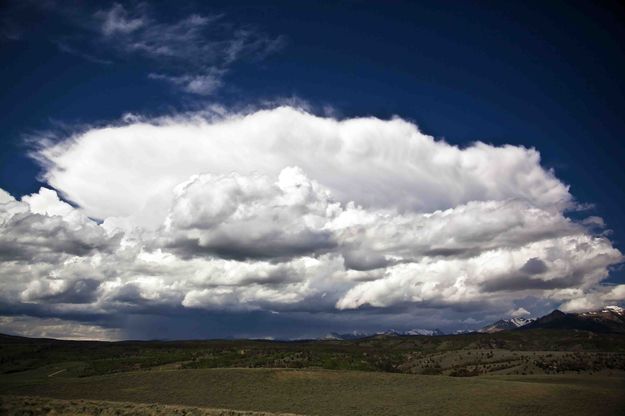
[[324, 328, 444, 340]]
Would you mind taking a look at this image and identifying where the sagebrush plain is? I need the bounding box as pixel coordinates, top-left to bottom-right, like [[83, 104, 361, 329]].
[[1, 330, 624, 415]]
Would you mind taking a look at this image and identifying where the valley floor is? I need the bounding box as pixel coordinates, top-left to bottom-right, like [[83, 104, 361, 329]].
[[1, 368, 624, 416]]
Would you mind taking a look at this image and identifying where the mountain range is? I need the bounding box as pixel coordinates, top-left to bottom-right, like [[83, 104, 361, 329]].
[[519, 305, 625, 333], [325, 306, 625, 339], [480, 305, 625, 334], [325, 328, 445, 340]]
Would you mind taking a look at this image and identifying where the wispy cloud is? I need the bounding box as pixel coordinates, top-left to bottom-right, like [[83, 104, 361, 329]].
[[54, 40, 113, 65], [1, 17, 22, 41], [4, 1, 284, 94], [96, 3, 145, 36], [89, 3, 285, 95], [148, 72, 223, 96]]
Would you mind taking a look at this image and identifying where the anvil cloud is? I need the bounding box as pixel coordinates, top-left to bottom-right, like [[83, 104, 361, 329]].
[[1, 107, 622, 339]]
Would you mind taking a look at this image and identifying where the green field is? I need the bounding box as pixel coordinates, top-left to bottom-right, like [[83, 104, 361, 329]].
[[1, 368, 624, 415]]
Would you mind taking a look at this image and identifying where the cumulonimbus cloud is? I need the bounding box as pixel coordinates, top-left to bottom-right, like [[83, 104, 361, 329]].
[[37, 107, 570, 222], [0, 106, 622, 338]]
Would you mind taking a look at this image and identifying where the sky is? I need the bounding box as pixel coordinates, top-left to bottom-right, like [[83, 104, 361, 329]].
[[0, 0, 624, 340]]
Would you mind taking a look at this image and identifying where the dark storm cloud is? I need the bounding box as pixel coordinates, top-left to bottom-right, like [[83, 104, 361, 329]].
[[341, 251, 394, 271], [110, 284, 145, 304], [481, 272, 584, 292], [422, 247, 485, 259], [0, 299, 108, 326], [520, 257, 549, 275], [38, 278, 101, 304], [0, 211, 117, 262], [165, 231, 337, 262]]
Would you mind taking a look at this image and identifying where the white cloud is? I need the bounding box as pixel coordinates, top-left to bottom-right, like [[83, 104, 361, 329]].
[[335, 234, 621, 310], [162, 167, 339, 260], [329, 199, 581, 271], [0, 187, 117, 263], [1, 107, 622, 337], [559, 284, 625, 312], [96, 3, 144, 36], [37, 107, 571, 224]]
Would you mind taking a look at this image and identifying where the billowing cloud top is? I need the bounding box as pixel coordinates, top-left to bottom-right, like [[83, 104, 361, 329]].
[[39, 107, 570, 223], [1, 107, 623, 339]]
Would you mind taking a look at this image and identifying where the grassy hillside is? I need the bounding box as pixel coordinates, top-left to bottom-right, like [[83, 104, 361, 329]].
[[1, 368, 624, 416]]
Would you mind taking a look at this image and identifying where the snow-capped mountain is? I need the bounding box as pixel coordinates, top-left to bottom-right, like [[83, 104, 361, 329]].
[[402, 328, 445, 336], [326, 305, 625, 340], [521, 305, 625, 333], [323, 331, 371, 340], [593, 305, 625, 316], [479, 317, 535, 333], [377, 328, 445, 337], [482, 305, 625, 334], [324, 328, 444, 340]]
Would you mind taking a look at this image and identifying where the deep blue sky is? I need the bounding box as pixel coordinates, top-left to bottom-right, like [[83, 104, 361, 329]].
[[3, 1, 624, 266], [1, 1, 624, 338]]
